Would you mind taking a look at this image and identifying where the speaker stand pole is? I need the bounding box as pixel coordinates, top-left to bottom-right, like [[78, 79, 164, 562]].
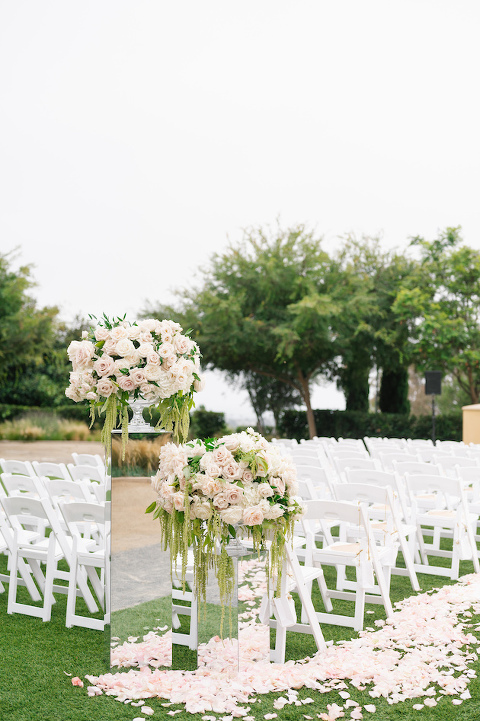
[[432, 394, 436, 445]]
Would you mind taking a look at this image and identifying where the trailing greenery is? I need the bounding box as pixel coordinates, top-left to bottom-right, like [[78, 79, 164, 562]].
[[278, 409, 463, 442]]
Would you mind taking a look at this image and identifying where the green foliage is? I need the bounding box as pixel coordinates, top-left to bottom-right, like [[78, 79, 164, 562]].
[[0, 403, 103, 428], [278, 408, 462, 442], [393, 228, 480, 404], [189, 405, 227, 439], [145, 223, 340, 438]]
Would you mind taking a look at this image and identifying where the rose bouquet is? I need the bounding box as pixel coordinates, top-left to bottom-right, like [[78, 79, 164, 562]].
[[147, 428, 304, 613], [65, 314, 204, 454]]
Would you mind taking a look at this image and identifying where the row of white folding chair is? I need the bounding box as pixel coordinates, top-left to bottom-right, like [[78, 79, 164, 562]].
[[404, 474, 479, 579], [0, 473, 101, 507], [0, 494, 105, 624], [351, 467, 479, 578], [0, 458, 106, 485]]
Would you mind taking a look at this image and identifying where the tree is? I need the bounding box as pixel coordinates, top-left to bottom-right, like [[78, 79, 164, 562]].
[[0, 250, 61, 406], [145, 224, 338, 438], [229, 371, 302, 435], [393, 227, 480, 404]]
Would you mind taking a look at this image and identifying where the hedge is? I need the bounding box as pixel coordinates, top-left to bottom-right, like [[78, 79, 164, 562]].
[[277, 409, 463, 442]]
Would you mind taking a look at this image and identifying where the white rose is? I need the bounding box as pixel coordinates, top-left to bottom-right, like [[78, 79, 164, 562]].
[[193, 500, 213, 520], [144, 364, 163, 381], [139, 331, 154, 344], [173, 334, 193, 355], [264, 504, 284, 520], [258, 483, 274, 498], [94, 327, 110, 342], [146, 351, 161, 366], [243, 506, 264, 526], [115, 338, 135, 357], [158, 343, 175, 359], [194, 376, 206, 392], [110, 325, 129, 341], [220, 506, 244, 525], [138, 343, 155, 358], [139, 319, 158, 332], [128, 325, 141, 340], [102, 338, 117, 356]]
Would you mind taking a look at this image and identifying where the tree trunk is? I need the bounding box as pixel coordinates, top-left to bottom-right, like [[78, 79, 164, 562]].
[[297, 367, 317, 439], [379, 366, 410, 414]]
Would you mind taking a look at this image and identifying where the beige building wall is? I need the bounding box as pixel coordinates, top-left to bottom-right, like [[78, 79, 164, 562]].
[[462, 404, 480, 444]]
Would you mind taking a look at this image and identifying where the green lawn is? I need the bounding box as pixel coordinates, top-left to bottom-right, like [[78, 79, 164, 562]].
[[0, 551, 479, 721]]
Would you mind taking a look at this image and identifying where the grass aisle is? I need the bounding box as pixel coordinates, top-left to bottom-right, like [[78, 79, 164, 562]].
[[0, 554, 479, 721]]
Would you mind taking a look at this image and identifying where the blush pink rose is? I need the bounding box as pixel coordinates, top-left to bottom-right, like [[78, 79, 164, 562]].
[[242, 469, 254, 483], [173, 334, 192, 355], [172, 491, 186, 511], [271, 477, 286, 495], [93, 355, 115, 377], [212, 446, 232, 465], [223, 462, 242, 480], [96, 378, 115, 397], [224, 486, 243, 504], [146, 351, 161, 366], [117, 375, 136, 392], [130, 368, 147, 386], [243, 506, 264, 526]]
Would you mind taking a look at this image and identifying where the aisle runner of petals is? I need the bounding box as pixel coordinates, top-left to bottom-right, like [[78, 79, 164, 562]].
[[83, 561, 480, 716]]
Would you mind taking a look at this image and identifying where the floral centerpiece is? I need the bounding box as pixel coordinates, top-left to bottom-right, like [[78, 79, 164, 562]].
[[147, 428, 304, 618], [65, 314, 204, 454]]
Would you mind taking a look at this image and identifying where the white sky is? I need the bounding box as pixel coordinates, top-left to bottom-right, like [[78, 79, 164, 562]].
[[1, 1, 479, 424]]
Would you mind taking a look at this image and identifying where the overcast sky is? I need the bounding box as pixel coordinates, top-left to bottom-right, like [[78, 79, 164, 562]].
[[1, 2, 479, 423]]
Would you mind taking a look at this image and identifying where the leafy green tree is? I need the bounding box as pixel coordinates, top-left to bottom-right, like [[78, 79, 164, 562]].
[[393, 227, 480, 404], [0, 250, 62, 406], [229, 371, 302, 435], [145, 224, 338, 438], [329, 236, 415, 414]]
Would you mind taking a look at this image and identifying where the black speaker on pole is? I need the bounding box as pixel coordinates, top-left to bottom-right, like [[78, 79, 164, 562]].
[[425, 371, 442, 396], [425, 371, 442, 444]]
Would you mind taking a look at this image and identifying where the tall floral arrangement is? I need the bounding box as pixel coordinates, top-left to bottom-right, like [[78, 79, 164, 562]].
[[147, 428, 304, 617], [65, 314, 204, 454]]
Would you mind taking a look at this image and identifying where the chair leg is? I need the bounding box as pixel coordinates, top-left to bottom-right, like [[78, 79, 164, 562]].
[[42, 535, 57, 622]]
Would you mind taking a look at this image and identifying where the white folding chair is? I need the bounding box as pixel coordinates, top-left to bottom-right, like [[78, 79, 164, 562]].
[[301, 500, 394, 631], [31, 461, 70, 481], [259, 542, 328, 664], [334, 482, 420, 592], [67, 463, 106, 485], [0, 496, 69, 621], [0, 506, 43, 603], [171, 551, 198, 651], [59, 501, 108, 630], [71, 452, 104, 470], [333, 457, 379, 480], [405, 474, 480, 579], [435, 456, 479, 478], [0, 459, 35, 477], [295, 464, 335, 499], [376, 452, 418, 472]]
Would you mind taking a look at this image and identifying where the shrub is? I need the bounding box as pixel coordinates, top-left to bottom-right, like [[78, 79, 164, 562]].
[[277, 409, 463, 442], [0, 412, 97, 441], [189, 406, 227, 440], [111, 435, 171, 476]]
